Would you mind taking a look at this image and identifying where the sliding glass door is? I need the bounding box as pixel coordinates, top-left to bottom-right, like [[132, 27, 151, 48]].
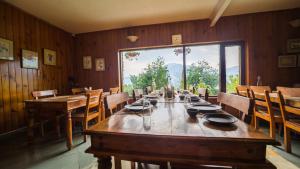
[[120, 41, 244, 95]]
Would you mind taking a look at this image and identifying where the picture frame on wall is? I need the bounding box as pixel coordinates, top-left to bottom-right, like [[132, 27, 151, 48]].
[[22, 49, 38, 69], [287, 39, 300, 53], [0, 37, 14, 60], [95, 58, 105, 71], [278, 55, 297, 68], [83, 56, 92, 69], [43, 48, 56, 65]]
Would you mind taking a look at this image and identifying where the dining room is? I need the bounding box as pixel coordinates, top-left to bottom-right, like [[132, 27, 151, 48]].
[[0, 0, 300, 169]]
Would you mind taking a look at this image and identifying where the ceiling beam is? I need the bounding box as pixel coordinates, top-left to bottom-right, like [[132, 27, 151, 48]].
[[210, 0, 231, 27]]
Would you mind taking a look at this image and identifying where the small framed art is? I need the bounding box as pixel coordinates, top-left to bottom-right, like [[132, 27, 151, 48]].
[[278, 55, 297, 68], [0, 37, 14, 60], [95, 58, 105, 71], [83, 56, 92, 69], [44, 49, 56, 65], [287, 39, 300, 53], [22, 49, 38, 69]]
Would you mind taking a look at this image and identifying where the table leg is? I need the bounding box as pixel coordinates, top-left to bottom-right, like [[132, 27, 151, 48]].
[[66, 110, 73, 150], [98, 156, 112, 169], [27, 108, 34, 144]]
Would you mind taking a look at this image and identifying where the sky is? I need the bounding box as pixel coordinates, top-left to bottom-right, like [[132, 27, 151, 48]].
[[121, 44, 240, 78]]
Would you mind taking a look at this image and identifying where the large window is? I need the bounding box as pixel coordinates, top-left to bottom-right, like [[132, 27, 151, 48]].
[[120, 42, 244, 95]]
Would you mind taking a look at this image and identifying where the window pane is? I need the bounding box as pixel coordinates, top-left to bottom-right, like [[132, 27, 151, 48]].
[[185, 45, 220, 95], [121, 47, 184, 96], [225, 46, 241, 93]]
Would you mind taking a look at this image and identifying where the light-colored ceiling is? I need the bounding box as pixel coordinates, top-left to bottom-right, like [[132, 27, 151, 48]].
[[5, 0, 300, 34]]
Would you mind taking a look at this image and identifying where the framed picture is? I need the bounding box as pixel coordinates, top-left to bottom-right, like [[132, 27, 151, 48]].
[[43, 49, 56, 65], [22, 49, 38, 69], [95, 58, 105, 71], [0, 37, 14, 60], [83, 56, 92, 69], [278, 55, 297, 68], [287, 39, 300, 53]]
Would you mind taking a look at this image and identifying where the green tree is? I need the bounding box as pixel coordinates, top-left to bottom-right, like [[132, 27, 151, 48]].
[[130, 57, 169, 90], [186, 60, 219, 95], [226, 74, 239, 93]]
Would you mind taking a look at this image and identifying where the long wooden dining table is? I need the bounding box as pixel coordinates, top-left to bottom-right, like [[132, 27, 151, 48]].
[[25, 92, 110, 150], [85, 97, 278, 169]]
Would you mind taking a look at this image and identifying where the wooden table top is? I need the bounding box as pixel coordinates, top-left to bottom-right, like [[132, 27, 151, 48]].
[[254, 92, 300, 109], [24, 95, 86, 103], [86, 99, 277, 144]]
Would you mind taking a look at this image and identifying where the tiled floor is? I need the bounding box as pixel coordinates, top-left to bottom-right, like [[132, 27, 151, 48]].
[[0, 127, 300, 169]]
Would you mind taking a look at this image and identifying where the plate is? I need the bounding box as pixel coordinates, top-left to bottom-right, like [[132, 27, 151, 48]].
[[125, 104, 153, 111], [188, 104, 221, 111], [204, 113, 237, 125], [145, 95, 159, 98]]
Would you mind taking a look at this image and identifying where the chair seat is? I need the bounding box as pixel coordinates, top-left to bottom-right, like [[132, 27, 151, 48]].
[[72, 111, 99, 120], [256, 110, 282, 122], [286, 120, 300, 131]]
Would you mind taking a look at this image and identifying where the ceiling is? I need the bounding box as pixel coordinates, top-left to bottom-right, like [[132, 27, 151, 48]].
[[5, 0, 300, 34]]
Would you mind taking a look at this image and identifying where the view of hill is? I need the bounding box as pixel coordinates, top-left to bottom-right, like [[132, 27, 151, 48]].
[[123, 63, 239, 88]]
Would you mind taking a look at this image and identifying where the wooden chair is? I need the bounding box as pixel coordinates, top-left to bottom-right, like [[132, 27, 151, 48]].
[[109, 87, 120, 95], [217, 92, 253, 121], [277, 86, 300, 97], [72, 89, 103, 142], [250, 86, 283, 138], [277, 88, 300, 153], [71, 88, 86, 95], [236, 85, 250, 97], [105, 92, 129, 115], [198, 88, 208, 101], [32, 89, 61, 137], [132, 89, 143, 101]]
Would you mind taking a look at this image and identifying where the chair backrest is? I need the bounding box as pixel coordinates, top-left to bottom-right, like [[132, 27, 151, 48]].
[[105, 92, 129, 114], [236, 85, 250, 97], [276, 86, 300, 97], [250, 86, 271, 94], [197, 88, 208, 101], [250, 86, 274, 116], [109, 87, 119, 95], [217, 92, 252, 120], [85, 89, 103, 117], [277, 91, 300, 123], [72, 88, 86, 95], [133, 89, 143, 101], [32, 89, 57, 100]]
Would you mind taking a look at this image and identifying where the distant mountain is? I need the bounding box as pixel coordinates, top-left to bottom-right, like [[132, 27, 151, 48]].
[[167, 63, 183, 88], [226, 66, 239, 76]]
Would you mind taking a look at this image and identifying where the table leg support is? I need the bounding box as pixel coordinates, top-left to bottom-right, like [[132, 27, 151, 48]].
[[97, 156, 112, 169], [66, 110, 73, 150], [27, 109, 34, 144]]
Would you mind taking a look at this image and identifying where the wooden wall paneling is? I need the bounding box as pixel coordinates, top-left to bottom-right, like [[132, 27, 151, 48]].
[[74, 8, 300, 92], [6, 4, 18, 129], [0, 3, 6, 132], [0, 2, 74, 133], [13, 9, 23, 127]]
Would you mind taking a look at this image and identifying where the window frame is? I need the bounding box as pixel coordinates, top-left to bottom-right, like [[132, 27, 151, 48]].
[[118, 41, 245, 94]]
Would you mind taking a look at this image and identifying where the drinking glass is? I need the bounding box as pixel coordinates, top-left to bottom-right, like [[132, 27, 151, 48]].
[[143, 99, 151, 130]]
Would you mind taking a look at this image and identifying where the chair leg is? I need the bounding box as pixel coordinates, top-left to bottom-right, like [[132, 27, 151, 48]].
[[114, 157, 122, 169], [284, 126, 291, 153], [82, 120, 88, 142], [270, 121, 276, 139], [40, 122, 45, 137], [55, 116, 61, 138], [130, 162, 135, 169], [254, 116, 259, 130]]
